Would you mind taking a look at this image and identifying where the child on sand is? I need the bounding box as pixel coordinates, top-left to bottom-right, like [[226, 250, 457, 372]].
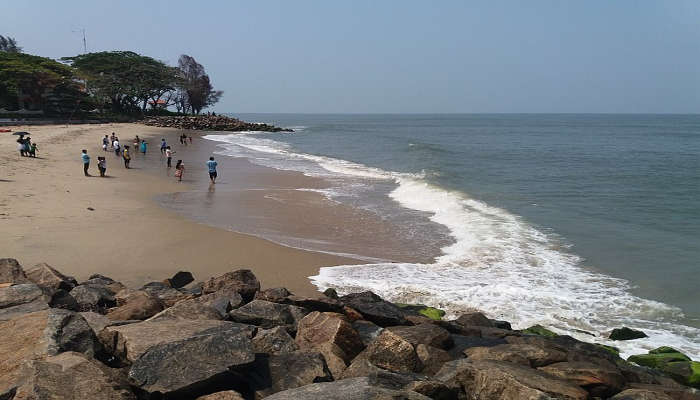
[[123, 146, 131, 168], [97, 156, 106, 177], [174, 160, 184, 182]]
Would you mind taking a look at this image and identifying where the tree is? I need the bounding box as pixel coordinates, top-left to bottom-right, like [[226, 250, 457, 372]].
[[0, 52, 90, 114], [62, 51, 179, 114], [0, 35, 22, 53], [177, 54, 223, 114]]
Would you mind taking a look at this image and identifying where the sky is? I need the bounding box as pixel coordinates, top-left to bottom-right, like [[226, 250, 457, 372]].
[[2, 1, 700, 113]]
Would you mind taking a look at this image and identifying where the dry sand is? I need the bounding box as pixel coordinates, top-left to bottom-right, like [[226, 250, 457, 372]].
[[0, 123, 359, 296]]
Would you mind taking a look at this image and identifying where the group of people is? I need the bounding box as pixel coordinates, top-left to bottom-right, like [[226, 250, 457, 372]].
[[82, 131, 217, 183], [16, 136, 38, 157]]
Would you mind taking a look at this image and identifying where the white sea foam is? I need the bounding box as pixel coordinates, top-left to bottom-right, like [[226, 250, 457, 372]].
[[205, 132, 700, 359]]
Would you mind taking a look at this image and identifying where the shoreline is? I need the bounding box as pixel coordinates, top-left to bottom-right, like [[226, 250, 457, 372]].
[[0, 123, 360, 296]]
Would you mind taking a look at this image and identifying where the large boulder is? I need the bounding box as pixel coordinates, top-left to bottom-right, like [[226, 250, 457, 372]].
[[295, 312, 364, 362], [339, 291, 407, 326], [139, 281, 191, 307], [99, 318, 255, 363], [106, 290, 163, 321], [539, 361, 627, 397], [7, 352, 135, 400], [229, 300, 308, 331], [0, 259, 29, 284], [244, 351, 333, 398], [69, 284, 116, 313], [0, 283, 49, 321], [25, 263, 77, 292], [128, 324, 255, 396], [252, 326, 298, 355], [262, 376, 432, 400], [464, 343, 568, 367], [610, 327, 648, 341], [434, 359, 588, 400], [0, 309, 103, 393], [385, 324, 453, 350], [203, 269, 260, 301]]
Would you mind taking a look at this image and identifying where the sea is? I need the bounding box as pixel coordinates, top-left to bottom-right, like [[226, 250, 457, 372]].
[[205, 113, 700, 358]]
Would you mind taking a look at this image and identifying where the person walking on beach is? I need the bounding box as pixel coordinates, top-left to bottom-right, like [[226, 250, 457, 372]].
[[140, 140, 147, 155], [160, 138, 167, 154], [207, 156, 218, 184], [174, 160, 184, 182], [123, 145, 131, 168], [81, 149, 90, 176], [165, 146, 174, 168], [97, 156, 106, 177]]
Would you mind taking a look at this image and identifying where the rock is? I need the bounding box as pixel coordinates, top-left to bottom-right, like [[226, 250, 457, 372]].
[[166, 270, 194, 288], [245, 351, 332, 398], [140, 281, 191, 307], [435, 359, 589, 400], [448, 334, 506, 359], [255, 287, 292, 302], [339, 291, 407, 326], [353, 320, 383, 346], [253, 326, 298, 355], [0, 309, 104, 393], [610, 327, 648, 341], [48, 289, 79, 311], [386, 324, 453, 350], [229, 299, 308, 331], [416, 344, 453, 376], [25, 263, 77, 292], [9, 352, 135, 399], [464, 343, 567, 367], [539, 361, 627, 397], [196, 391, 245, 400], [295, 312, 364, 362], [0, 259, 28, 284], [106, 290, 163, 321], [69, 284, 116, 313], [263, 376, 432, 400], [362, 329, 422, 373], [455, 312, 495, 327], [128, 324, 255, 396], [203, 269, 260, 301], [323, 288, 339, 299], [396, 303, 446, 321], [522, 324, 559, 337], [99, 318, 254, 363], [0, 283, 49, 320]]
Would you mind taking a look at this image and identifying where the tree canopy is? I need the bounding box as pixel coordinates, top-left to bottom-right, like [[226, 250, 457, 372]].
[[62, 51, 181, 114], [0, 52, 90, 114], [0, 35, 21, 53]]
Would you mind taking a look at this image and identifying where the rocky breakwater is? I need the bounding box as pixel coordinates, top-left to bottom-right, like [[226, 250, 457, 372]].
[[141, 115, 293, 133], [0, 257, 698, 400]]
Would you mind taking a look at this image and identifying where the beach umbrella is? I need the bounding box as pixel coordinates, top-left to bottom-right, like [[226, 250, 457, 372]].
[[12, 131, 30, 136]]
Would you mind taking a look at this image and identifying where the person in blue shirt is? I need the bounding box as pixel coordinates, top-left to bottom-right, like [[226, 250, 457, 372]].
[[81, 149, 90, 176], [207, 156, 218, 184]]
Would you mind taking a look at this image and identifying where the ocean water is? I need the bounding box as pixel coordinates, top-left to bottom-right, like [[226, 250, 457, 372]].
[[206, 113, 700, 358]]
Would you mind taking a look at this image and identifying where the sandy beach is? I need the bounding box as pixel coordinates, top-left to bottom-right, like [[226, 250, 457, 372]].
[[0, 123, 360, 296]]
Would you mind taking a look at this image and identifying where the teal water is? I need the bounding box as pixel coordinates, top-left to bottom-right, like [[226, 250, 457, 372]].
[[209, 113, 700, 357]]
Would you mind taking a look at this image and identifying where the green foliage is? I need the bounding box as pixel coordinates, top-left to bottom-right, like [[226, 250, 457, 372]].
[[521, 324, 558, 337], [0, 52, 88, 114], [62, 51, 180, 114]]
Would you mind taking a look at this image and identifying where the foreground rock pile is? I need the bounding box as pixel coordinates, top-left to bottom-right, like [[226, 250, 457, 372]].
[[0, 258, 698, 400], [141, 115, 293, 132]]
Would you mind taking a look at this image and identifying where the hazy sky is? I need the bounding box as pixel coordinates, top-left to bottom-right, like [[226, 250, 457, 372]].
[[3, 1, 699, 113]]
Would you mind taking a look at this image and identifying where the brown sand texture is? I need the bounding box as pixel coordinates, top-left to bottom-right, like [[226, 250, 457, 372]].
[[0, 123, 359, 296]]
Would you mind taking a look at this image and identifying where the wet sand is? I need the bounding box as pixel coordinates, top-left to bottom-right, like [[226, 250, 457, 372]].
[[0, 123, 361, 296]]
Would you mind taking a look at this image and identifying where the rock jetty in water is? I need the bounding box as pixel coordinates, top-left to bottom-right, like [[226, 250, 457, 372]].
[[141, 115, 293, 132], [0, 257, 698, 399]]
